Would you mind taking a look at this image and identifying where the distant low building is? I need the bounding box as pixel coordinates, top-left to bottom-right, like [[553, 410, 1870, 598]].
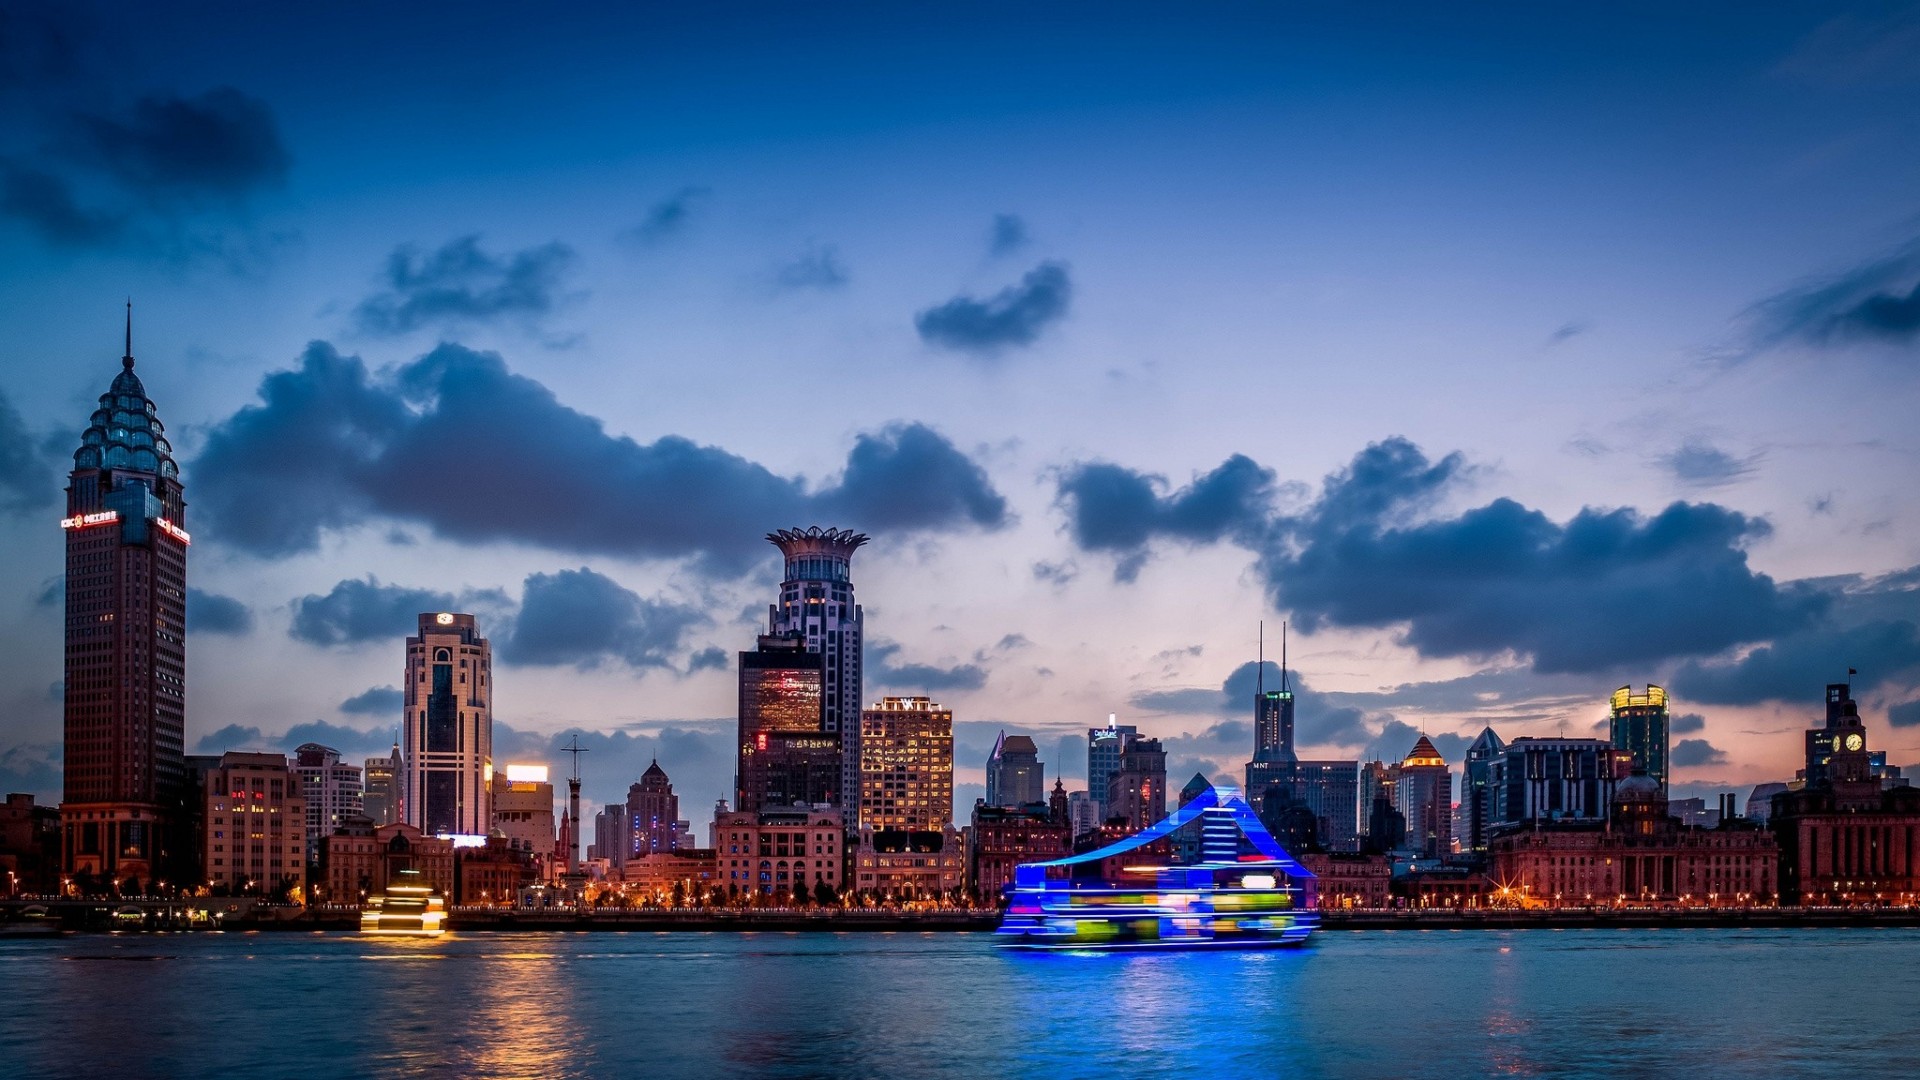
[[967, 802, 1070, 902], [0, 794, 61, 896], [623, 849, 720, 900], [456, 836, 531, 905], [322, 822, 455, 902], [852, 827, 965, 900], [1298, 851, 1392, 909]]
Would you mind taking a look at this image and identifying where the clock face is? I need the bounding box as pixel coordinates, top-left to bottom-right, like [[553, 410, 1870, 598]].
[[1844, 733, 1864, 752], [435, 612, 454, 626]]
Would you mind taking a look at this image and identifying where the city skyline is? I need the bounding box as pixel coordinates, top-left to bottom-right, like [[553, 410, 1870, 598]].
[[1, 4, 1918, 831]]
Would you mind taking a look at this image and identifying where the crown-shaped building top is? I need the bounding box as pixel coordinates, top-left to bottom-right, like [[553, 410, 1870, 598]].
[[75, 304, 176, 479], [767, 525, 868, 582], [1403, 734, 1447, 768]]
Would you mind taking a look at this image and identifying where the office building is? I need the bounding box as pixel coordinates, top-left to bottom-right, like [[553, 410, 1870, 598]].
[[592, 803, 628, 870], [737, 634, 838, 812], [1461, 727, 1505, 857], [0, 794, 62, 896], [765, 527, 866, 808], [627, 760, 681, 857], [714, 805, 844, 899], [1487, 737, 1630, 832], [1771, 682, 1920, 904], [362, 746, 400, 826], [1067, 790, 1101, 838], [1087, 718, 1138, 819], [490, 764, 556, 865], [967, 803, 1070, 901], [1609, 684, 1671, 791], [1393, 736, 1452, 859], [984, 731, 1044, 808], [1106, 737, 1168, 831], [402, 612, 494, 836], [859, 696, 955, 830], [59, 314, 190, 884], [202, 752, 306, 895], [1289, 761, 1363, 851], [293, 743, 363, 862]]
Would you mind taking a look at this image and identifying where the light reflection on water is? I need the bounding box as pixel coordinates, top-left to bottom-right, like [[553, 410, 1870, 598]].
[[2, 928, 1916, 1078]]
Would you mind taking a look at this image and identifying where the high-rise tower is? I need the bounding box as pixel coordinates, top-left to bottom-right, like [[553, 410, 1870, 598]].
[[60, 308, 190, 884], [766, 527, 866, 805], [402, 612, 493, 836], [1253, 622, 1296, 765], [1608, 684, 1670, 792]]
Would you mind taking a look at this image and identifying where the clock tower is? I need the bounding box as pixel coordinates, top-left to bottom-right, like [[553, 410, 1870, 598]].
[[1805, 682, 1878, 810]]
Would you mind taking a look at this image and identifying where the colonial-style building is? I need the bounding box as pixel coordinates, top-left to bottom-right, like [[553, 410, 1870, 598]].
[[967, 802, 1070, 902], [321, 822, 454, 902], [852, 827, 965, 900], [1771, 683, 1920, 905], [713, 805, 844, 900], [1298, 851, 1392, 909]]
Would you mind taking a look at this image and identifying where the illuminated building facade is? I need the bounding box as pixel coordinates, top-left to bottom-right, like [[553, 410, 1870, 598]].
[[1298, 852, 1392, 909], [202, 752, 307, 895], [622, 849, 719, 898], [454, 837, 529, 905], [627, 759, 681, 856], [1609, 684, 1671, 792], [1086, 718, 1138, 820], [714, 806, 844, 899], [1107, 737, 1168, 831], [293, 743, 363, 863], [402, 612, 494, 837], [60, 317, 190, 884], [362, 746, 400, 826], [1489, 778, 1777, 907], [1772, 683, 1920, 904], [968, 803, 1071, 901], [1393, 736, 1452, 859], [852, 827, 966, 899], [766, 527, 866, 808], [859, 696, 954, 830], [984, 731, 1043, 809], [737, 635, 838, 812], [490, 764, 556, 864], [1486, 737, 1630, 832], [322, 822, 455, 901]]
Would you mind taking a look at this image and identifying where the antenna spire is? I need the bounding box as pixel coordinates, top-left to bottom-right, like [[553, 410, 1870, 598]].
[[1280, 620, 1290, 693], [122, 299, 133, 369], [1257, 620, 1265, 697]]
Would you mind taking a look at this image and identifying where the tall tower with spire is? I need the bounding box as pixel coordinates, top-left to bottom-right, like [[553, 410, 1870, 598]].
[[765, 527, 867, 808], [1252, 622, 1297, 766], [60, 305, 191, 884]]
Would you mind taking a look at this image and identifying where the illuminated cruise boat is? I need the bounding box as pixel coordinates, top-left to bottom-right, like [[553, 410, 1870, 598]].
[[359, 874, 447, 937], [997, 782, 1317, 950]]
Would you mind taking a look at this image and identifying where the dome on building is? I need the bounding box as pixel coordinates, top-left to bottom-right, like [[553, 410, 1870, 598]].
[[74, 346, 175, 479], [1616, 772, 1662, 800]]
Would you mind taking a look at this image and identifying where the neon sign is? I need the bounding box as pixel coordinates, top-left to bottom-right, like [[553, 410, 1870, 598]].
[[60, 511, 120, 530], [156, 518, 191, 545]]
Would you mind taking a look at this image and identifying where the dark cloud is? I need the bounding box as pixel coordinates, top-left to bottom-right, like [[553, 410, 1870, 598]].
[[0, 161, 126, 247], [868, 640, 988, 693], [1032, 560, 1078, 586], [1546, 321, 1589, 346], [1661, 441, 1760, 488], [63, 87, 289, 198], [186, 588, 253, 635], [988, 213, 1029, 256], [1741, 240, 1920, 352], [1670, 738, 1728, 768], [1889, 700, 1920, 728], [915, 261, 1072, 355], [0, 742, 62, 804], [0, 84, 288, 256], [491, 721, 735, 813], [1670, 712, 1707, 735], [341, 687, 401, 714], [194, 342, 1009, 569], [620, 186, 709, 245], [1262, 438, 1825, 674], [354, 236, 578, 335], [0, 388, 56, 512], [687, 646, 729, 673], [1056, 454, 1275, 581], [339, 686, 403, 716], [500, 567, 704, 670], [288, 576, 481, 647], [772, 244, 848, 291], [194, 723, 267, 754], [1671, 616, 1920, 706]]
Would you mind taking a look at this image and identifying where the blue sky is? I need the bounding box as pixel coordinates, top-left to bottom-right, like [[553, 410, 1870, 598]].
[[1, 2, 1917, 822]]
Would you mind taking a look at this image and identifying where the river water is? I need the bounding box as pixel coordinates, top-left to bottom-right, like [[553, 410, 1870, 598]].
[[2, 928, 1913, 1078]]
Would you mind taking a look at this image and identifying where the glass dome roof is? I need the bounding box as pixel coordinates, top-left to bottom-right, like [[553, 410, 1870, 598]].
[[73, 356, 176, 479]]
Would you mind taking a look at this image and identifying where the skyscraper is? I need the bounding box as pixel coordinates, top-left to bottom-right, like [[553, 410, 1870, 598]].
[[1461, 726, 1505, 857], [737, 634, 837, 812], [1609, 684, 1671, 792], [363, 746, 400, 826], [402, 612, 494, 836], [1393, 735, 1453, 859], [1106, 737, 1168, 830], [60, 312, 190, 884], [627, 760, 680, 856], [1252, 623, 1296, 765], [1087, 717, 1138, 819], [293, 743, 364, 862], [859, 696, 955, 830], [766, 527, 866, 807], [985, 732, 1044, 808]]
